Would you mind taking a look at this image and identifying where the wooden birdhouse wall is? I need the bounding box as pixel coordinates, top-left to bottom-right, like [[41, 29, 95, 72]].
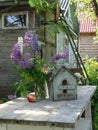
[[49, 67, 77, 101]]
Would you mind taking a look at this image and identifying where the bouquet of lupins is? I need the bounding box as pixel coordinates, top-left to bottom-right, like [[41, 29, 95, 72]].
[[10, 30, 52, 99], [10, 30, 41, 68], [10, 30, 69, 99]]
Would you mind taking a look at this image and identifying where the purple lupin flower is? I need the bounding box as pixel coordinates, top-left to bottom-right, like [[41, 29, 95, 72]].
[[23, 30, 41, 56], [8, 94, 16, 100], [23, 52, 33, 68], [31, 34, 40, 53], [23, 52, 31, 60], [31, 34, 41, 64], [50, 50, 69, 64], [18, 52, 34, 68], [10, 43, 21, 63], [10, 30, 41, 69], [18, 60, 26, 68], [18, 59, 33, 69], [23, 30, 33, 47]]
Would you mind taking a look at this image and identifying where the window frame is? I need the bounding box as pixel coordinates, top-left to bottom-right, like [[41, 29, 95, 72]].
[[2, 11, 29, 29]]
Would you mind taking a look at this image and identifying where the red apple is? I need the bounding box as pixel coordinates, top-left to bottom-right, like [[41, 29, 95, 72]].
[[27, 93, 36, 102]]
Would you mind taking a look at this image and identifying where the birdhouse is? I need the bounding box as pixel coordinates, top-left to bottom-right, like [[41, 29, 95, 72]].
[[48, 66, 77, 101]]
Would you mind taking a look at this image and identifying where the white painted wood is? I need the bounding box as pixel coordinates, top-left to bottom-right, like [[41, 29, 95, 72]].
[[53, 127, 63, 130], [63, 118, 91, 130], [57, 31, 65, 65], [0, 123, 6, 130], [0, 121, 92, 130], [7, 124, 53, 130], [69, 42, 75, 68], [57, 32, 64, 53], [56, 31, 76, 68], [7, 124, 73, 130], [85, 101, 92, 118], [75, 118, 91, 130], [85, 101, 92, 130]]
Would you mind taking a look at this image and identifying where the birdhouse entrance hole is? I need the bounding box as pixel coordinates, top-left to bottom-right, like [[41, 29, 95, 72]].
[[62, 79, 67, 85], [63, 89, 67, 94]]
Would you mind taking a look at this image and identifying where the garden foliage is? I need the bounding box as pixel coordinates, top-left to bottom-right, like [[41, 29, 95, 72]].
[[84, 56, 98, 130]]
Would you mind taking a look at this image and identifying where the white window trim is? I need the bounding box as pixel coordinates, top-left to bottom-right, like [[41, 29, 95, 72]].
[[2, 11, 29, 29]]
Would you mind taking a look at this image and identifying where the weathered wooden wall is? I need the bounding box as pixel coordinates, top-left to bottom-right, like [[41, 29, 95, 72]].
[[79, 33, 98, 59], [0, 4, 56, 98], [0, 5, 34, 97]]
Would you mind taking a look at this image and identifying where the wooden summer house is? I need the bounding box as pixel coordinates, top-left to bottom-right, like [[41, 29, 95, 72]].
[[79, 14, 98, 59], [0, 0, 86, 97]]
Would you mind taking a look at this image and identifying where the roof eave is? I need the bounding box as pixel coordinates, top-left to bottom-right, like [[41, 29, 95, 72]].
[[0, 1, 28, 6]]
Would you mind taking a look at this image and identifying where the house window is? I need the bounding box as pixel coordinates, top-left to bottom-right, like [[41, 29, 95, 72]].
[[2, 11, 28, 29]]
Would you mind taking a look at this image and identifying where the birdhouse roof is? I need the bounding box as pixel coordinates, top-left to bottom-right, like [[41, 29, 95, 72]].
[[50, 66, 77, 81]]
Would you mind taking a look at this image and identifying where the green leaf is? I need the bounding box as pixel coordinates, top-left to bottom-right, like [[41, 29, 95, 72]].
[[29, 0, 36, 7]]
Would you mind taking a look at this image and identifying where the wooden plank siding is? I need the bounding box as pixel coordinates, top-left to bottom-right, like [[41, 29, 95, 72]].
[[0, 3, 56, 97], [0, 4, 35, 98], [79, 33, 98, 59]]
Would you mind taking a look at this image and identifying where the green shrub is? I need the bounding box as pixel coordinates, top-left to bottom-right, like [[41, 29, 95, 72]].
[[84, 56, 98, 130], [84, 57, 98, 85]]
